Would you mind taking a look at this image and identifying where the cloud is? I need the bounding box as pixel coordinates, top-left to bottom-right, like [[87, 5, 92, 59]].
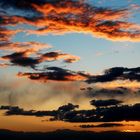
[[40, 51, 80, 63], [1, 50, 41, 68], [0, 74, 88, 109], [0, 27, 19, 44], [85, 87, 130, 99], [86, 67, 140, 83], [27, 4, 140, 42], [0, 1, 140, 92], [0, 63, 9, 67], [82, 86, 140, 106], [40, 51, 68, 61], [63, 56, 80, 63], [100, 103, 140, 122], [0, 103, 79, 117], [90, 99, 123, 107], [1, 0, 140, 42], [1, 49, 80, 69], [0, 41, 51, 52], [0, 105, 57, 117], [93, 80, 140, 92], [17, 66, 140, 90], [0, 0, 46, 12], [79, 123, 127, 128], [2, 102, 140, 122], [0, 15, 20, 46], [58, 103, 79, 112], [17, 66, 89, 82], [0, 1, 140, 125], [0, 46, 50, 69], [54, 103, 140, 122]]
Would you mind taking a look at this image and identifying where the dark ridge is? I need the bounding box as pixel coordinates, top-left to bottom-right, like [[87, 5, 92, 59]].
[[0, 129, 140, 140]]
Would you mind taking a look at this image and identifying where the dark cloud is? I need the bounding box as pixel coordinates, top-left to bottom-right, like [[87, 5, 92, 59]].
[[2, 102, 140, 122], [40, 51, 67, 61], [0, 0, 47, 13], [79, 123, 128, 128], [40, 51, 80, 63], [86, 67, 140, 83], [0, 103, 79, 119], [17, 66, 140, 86], [17, 66, 88, 82], [63, 57, 80, 63], [0, 104, 96, 122], [57, 109, 96, 122], [79, 124, 95, 128], [58, 103, 79, 112], [0, 105, 57, 117], [93, 87, 127, 95], [90, 99, 123, 107], [100, 103, 140, 122], [2, 51, 41, 68], [81, 87, 127, 93], [1, 49, 79, 69], [85, 87, 132, 100], [57, 103, 140, 122]]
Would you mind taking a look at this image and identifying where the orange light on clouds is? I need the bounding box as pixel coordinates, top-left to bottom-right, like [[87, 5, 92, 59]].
[[95, 80, 140, 91]]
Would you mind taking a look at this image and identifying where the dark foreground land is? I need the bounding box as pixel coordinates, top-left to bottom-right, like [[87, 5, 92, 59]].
[[1, 129, 140, 140]]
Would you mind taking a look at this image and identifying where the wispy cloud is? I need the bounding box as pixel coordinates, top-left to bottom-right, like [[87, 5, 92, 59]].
[[1, 0, 140, 42]]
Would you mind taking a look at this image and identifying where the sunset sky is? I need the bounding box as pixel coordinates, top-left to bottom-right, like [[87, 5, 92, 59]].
[[0, 0, 140, 133]]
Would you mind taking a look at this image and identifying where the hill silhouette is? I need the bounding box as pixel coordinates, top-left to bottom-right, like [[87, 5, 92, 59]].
[[0, 129, 140, 140]]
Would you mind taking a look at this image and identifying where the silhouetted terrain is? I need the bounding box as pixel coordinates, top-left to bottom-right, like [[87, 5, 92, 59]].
[[1, 129, 140, 140]]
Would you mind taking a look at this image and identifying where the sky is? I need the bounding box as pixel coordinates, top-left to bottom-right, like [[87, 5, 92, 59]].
[[0, 0, 140, 133]]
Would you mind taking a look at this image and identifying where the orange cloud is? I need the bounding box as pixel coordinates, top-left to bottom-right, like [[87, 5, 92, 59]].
[[17, 71, 87, 82], [21, 1, 140, 42], [0, 63, 9, 67], [17, 66, 88, 82], [40, 51, 80, 63], [0, 41, 52, 52], [0, 27, 19, 43], [1, 0, 140, 42], [0, 49, 80, 69], [17, 66, 140, 87], [95, 80, 140, 91]]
